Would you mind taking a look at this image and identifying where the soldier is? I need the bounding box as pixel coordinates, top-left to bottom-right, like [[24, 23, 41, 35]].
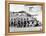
[[24, 18, 26, 27], [27, 18, 30, 27], [11, 18, 14, 27]]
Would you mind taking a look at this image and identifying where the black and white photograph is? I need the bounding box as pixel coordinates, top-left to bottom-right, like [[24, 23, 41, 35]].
[[9, 4, 42, 32]]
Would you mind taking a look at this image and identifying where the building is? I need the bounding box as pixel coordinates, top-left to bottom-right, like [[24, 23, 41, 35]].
[[10, 11, 41, 27]]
